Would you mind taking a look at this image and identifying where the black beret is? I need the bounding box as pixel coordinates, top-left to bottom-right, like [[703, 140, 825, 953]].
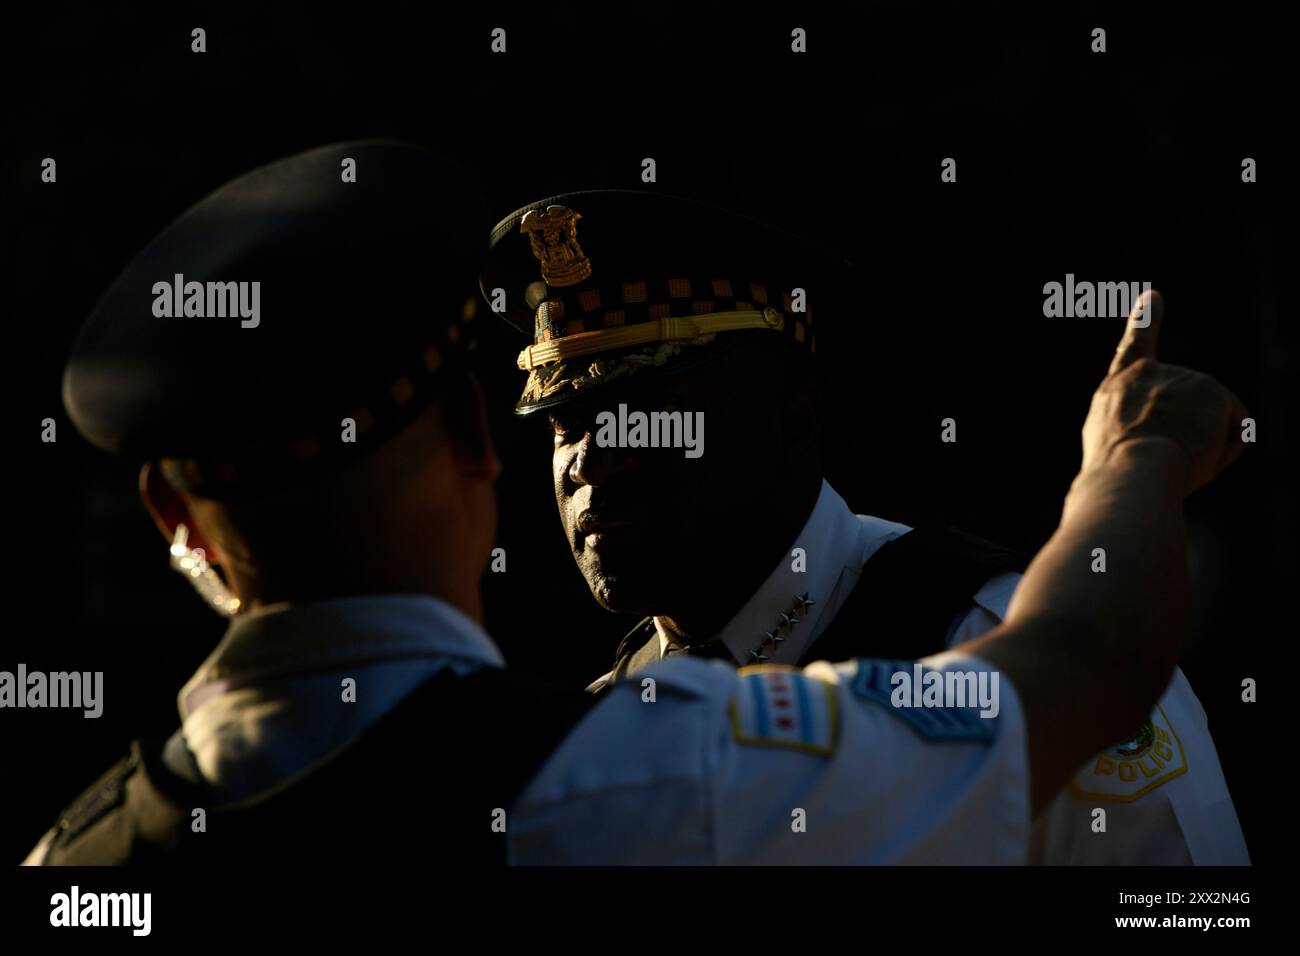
[[479, 189, 851, 415], [63, 140, 490, 497]]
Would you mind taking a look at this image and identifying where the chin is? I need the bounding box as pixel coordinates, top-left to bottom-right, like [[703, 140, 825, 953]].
[[585, 572, 651, 617]]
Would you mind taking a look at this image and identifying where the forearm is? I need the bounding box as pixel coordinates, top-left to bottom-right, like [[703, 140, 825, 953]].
[[964, 438, 1189, 813]]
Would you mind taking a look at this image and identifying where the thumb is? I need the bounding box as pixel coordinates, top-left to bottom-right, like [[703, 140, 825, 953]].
[[1108, 288, 1164, 376]]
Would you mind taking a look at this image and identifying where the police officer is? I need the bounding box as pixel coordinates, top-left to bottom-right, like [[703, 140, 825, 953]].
[[482, 190, 1249, 864], [25, 140, 592, 865], [24, 144, 1243, 867], [506, 290, 1249, 862]]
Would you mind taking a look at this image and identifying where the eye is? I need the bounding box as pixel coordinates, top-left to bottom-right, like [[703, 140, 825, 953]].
[[549, 412, 581, 442]]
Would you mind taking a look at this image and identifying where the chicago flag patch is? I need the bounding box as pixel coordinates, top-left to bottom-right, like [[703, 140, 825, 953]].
[[730, 666, 839, 756]]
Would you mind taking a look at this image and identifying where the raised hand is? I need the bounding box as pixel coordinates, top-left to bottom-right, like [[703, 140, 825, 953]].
[[1080, 290, 1248, 495]]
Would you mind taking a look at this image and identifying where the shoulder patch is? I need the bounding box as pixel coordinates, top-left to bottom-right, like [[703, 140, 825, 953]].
[[1070, 705, 1187, 802], [850, 659, 996, 743], [729, 666, 838, 756]]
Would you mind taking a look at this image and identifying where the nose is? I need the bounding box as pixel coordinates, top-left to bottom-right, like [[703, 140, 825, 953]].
[[568, 431, 640, 487]]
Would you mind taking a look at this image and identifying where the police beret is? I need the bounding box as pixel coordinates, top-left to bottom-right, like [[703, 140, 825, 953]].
[[63, 140, 490, 497], [479, 190, 852, 415]]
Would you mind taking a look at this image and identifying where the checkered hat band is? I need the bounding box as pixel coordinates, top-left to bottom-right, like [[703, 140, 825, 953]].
[[533, 277, 814, 346]]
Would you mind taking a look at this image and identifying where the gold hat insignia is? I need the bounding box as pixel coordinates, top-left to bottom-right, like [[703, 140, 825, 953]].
[[520, 205, 593, 287]]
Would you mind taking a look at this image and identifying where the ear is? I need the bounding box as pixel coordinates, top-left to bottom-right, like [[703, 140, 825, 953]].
[[139, 462, 220, 558], [442, 373, 502, 483]]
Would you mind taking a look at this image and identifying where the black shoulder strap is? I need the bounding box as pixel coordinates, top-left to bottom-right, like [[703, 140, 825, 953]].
[[34, 744, 169, 865], [39, 665, 594, 866], [803, 524, 1028, 666]]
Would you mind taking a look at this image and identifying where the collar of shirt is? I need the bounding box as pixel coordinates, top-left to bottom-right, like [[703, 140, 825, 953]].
[[167, 594, 505, 803], [655, 480, 911, 666], [178, 593, 503, 719]]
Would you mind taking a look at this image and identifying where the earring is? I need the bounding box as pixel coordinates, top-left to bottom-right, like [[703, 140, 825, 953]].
[[169, 524, 241, 616]]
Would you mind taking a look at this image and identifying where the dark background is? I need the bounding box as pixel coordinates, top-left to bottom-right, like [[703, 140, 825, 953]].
[[3, 2, 1290, 866]]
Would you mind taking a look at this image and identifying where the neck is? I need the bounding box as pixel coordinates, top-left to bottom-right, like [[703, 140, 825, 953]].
[[224, 550, 484, 625], [658, 475, 822, 645]]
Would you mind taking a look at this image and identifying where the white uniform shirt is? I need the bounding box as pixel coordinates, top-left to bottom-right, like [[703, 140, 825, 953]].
[[26, 590, 1030, 867], [591, 481, 1000, 671], [551, 480, 1249, 865], [949, 579, 1249, 864], [22, 594, 502, 864], [511, 651, 1030, 864], [658, 481, 913, 665], [163, 594, 505, 802]]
